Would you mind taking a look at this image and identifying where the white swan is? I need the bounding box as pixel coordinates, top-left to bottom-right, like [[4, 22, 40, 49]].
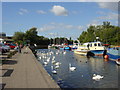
[[69, 63, 76, 71], [39, 56, 42, 60], [43, 58, 48, 65], [56, 52, 59, 55], [52, 56, 55, 60], [55, 65, 60, 69], [92, 74, 104, 81], [52, 60, 56, 64], [47, 57, 50, 62], [55, 62, 61, 66], [51, 66, 57, 74], [63, 51, 66, 55], [43, 61, 48, 65]]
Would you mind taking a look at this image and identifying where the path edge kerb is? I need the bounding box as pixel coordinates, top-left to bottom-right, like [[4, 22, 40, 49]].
[[29, 48, 60, 88]]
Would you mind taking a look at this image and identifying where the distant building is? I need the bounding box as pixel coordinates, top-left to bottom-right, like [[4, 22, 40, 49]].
[[0, 32, 13, 43]]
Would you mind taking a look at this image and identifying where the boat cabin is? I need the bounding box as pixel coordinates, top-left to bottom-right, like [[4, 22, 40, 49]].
[[87, 41, 105, 50]]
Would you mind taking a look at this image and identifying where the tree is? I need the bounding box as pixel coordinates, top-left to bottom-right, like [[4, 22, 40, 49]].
[[25, 27, 38, 45], [13, 32, 25, 44], [78, 21, 120, 45]]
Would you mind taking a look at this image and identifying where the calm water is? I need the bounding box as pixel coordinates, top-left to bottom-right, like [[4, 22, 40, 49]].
[[36, 49, 119, 88]]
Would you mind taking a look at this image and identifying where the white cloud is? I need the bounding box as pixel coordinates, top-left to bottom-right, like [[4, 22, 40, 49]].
[[37, 23, 84, 32], [36, 10, 46, 14], [97, 12, 118, 20], [65, 25, 74, 29], [87, 20, 101, 27], [37, 25, 56, 32], [18, 12, 23, 15], [20, 8, 28, 13], [97, 2, 118, 11], [48, 33, 57, 36], [18, 8, 28, 15], [87, 12, 119, 27], [50, 5, 68, 16], [77, 26, 84, 30]]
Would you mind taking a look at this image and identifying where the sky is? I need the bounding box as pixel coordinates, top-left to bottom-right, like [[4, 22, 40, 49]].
[[1, 1, 119, 40]]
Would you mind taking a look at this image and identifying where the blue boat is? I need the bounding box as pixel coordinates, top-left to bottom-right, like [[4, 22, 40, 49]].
[[64, 46, 71, 50], [91, 50, 104, 56], [59, 47, 64, 50], [107, 46, 120, 65]]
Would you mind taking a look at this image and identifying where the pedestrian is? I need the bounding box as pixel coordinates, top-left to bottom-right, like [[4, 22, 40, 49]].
[[17, 43, 21, 53], [18, 44, 21, 53]]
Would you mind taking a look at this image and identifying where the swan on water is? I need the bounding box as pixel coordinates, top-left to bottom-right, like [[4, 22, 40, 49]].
[[92, 74, 104, 81], [55, 65, 60, 69], [43, 61, 48, 65], [55, 62, 61, 66], [56, 52, 59, 55], [39, 56, 42, 60], [47, 57, 50, 62], [52, 60, 56, 64], [51, 66, 57, 74], [63, 51, 66, 54], [69, 63, 76, 71]]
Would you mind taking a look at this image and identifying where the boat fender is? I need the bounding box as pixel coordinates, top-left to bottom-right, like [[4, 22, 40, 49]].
[[104, 55, 109, 59], [103, 50, 107, 57], [118, 59, 120, 61]]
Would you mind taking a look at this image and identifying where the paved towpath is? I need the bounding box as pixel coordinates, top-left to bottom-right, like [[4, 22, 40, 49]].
[[2, 47, 60, 88]]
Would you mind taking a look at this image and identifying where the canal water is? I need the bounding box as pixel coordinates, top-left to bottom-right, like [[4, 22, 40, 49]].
[[36, 49, 119, 88]]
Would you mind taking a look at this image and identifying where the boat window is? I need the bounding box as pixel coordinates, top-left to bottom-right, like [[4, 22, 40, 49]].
[[94, 43, 97, 46], [98, 43, 101, 46], [90, 44, 92, 47]]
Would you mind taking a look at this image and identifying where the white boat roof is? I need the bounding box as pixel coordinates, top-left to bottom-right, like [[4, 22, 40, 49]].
[[88, 41, 102, 44], [83, 41, 102, 45]]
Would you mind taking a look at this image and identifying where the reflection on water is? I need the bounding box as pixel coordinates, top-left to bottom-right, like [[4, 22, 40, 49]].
[[36, 49, 119, 88]]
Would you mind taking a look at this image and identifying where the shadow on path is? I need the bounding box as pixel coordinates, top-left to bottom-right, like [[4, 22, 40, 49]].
[[2, 60, 17, 65], [0, 83, 6, 90], [2, 69, 14, 77]]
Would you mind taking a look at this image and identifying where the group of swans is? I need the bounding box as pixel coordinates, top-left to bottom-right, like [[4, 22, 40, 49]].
[[37, 50, 104, 81]]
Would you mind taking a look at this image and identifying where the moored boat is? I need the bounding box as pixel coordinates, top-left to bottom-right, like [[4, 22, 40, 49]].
[[88, 41, 105, 56], [107, 46, 120, 65], [74, 43, 89, 56], [74, 41, 105, 56], [64, 46, 71, 50]]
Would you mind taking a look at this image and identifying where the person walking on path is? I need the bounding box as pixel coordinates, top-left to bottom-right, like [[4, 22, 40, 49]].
[[18, 44, 21, 53], [16, 43, 21, 53]]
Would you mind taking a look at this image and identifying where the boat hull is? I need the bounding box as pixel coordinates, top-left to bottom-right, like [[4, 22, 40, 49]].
[[91, 50, 104, 56], [107, 47, 120, 65], [74, 50, 87, 56], [107, 53, 120, 60]]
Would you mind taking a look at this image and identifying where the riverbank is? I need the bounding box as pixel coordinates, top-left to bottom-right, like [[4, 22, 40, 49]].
[[1, 47, 59, 89]]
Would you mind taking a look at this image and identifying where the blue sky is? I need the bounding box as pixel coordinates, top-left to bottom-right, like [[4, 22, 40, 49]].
[[2, 2, 118, 40]]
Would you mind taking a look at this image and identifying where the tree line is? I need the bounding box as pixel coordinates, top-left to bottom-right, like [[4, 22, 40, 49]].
[[78, 22, 120, 45], [13, 21, 119, 46], [13, 27, 73, 45], [13, 27, 49, 45]]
